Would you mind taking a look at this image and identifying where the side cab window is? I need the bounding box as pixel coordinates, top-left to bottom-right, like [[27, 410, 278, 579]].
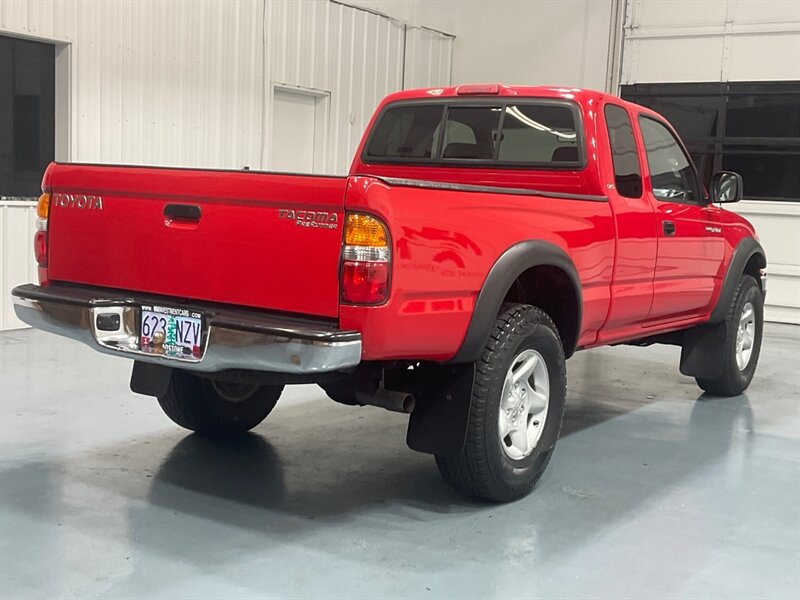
[[638, 115, 703, 203], [604, 104, 642, 198]]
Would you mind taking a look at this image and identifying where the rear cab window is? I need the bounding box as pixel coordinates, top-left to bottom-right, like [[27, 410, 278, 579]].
[[364, 99, 585, 169], [604, 104, 642, 198]]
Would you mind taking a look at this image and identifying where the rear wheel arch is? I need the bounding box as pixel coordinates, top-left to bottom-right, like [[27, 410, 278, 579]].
[[452, 241, 582, 362]]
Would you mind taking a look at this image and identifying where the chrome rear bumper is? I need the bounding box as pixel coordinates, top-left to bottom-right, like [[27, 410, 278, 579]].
[[11, 284, 361, 374]]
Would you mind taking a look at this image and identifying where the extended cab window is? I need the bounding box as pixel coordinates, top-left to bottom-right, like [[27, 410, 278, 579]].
[[605, 104, 642, 198], [498, 104, 579, 163], [639, 116, 702, 203], [365, 104, 444, 159], [441, 106, 501, 159], [364, 100, 583, 167]]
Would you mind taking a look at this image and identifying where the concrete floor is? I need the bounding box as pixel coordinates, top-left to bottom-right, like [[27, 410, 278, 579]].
[[1, 325, 798, 600]]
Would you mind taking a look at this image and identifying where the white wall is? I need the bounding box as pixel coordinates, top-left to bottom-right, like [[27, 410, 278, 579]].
[[436, 0, 615, 89], [352, 0, 617, 90], [403, 25, 454, 89], [620, 0, 800, 324], [265, 0, 407, 174], [0, 0, 453, 176], [728, 203, 800, 324], [621, 0, 800, 85], [0, 201, 37, 330], [1, 1, 265, 171]]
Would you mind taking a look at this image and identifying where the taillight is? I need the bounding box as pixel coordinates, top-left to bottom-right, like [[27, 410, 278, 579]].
[[35, 192, 50, 281], [342, 213, 390, 304], [34, 230, 48, 266]]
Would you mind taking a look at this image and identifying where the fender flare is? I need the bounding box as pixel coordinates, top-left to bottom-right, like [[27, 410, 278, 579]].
[[452, 240, 582, 363], [709, 237, 766, 323]]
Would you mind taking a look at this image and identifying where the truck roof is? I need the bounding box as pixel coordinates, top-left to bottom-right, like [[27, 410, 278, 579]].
[[377, 84, 651, 115]]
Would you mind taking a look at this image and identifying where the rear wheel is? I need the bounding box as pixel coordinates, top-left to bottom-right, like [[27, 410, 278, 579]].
[[696, 275, 763, 396], [435, 304, 567, 502], [157, 370, 283, 437]]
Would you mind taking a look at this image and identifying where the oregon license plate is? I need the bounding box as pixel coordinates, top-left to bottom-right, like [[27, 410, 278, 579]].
[[140, 305, 204, 360]]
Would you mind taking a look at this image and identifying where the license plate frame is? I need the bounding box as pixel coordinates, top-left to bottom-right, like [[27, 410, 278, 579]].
[[139, 304, 205, 361]]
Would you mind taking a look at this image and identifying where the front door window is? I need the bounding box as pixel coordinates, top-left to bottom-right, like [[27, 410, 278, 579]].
[[639, 116, 702, 203]]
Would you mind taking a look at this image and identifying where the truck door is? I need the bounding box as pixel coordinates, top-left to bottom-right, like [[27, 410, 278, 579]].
[[597, 103, 658, 340], [637, 115, 725, 322]]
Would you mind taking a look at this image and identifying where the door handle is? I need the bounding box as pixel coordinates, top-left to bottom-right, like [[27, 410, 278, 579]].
[[663, 221, 676, 236], [164, 204, 201, 222]]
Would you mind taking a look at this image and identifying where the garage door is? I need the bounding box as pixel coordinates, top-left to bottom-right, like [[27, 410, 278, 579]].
[[619, 0, 800, 324]]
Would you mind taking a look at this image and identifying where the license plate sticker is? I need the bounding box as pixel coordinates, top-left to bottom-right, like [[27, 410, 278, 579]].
[[140, 305, 204, 360]]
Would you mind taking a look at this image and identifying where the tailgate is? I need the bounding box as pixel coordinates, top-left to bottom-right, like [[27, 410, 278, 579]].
[[46, 164, 346, 318]]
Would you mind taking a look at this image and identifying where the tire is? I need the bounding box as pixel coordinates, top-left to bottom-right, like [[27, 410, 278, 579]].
[[157, 370, 283, 437], [696, 275, 763, 396], [435, 304, 567, 502]]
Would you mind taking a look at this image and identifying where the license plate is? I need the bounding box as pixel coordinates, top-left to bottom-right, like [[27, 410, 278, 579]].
[[140, 305, 204, 360]]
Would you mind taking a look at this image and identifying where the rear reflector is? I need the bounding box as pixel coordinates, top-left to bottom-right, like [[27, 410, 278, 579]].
[[34, 229, 48, 266]]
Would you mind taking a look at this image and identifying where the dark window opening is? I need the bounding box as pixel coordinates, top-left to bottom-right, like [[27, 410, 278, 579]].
[[622, 81, 800, 201], [726, 94, 800, 139], [0, 35, 55, 198], [722, 152, 800, 200], [604, 104, 642, 198]]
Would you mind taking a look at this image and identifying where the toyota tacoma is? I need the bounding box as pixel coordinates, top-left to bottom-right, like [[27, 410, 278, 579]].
[[13, 84, 766, 502]]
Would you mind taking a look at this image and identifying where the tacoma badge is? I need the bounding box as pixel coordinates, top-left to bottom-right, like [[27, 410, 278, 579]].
[[278, 209, 339, 229]]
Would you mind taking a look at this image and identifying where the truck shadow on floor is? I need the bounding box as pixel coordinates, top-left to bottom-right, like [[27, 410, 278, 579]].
[[116, 387, 758, 572], [145, 389, 754, 516], [0, 349, 762, 578]]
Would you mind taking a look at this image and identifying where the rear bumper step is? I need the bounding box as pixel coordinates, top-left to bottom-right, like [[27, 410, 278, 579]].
[[12, 283, 361, 374]]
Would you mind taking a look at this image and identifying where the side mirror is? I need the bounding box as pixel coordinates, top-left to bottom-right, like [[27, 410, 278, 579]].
[[710, 171, 743, 204]]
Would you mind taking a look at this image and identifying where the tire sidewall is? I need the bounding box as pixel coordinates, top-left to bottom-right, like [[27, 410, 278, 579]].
[[484, 320, 566, 489], [725, 277, 764, 390]]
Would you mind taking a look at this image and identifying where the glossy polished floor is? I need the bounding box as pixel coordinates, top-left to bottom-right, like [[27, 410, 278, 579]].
[[1, 324, 798, 599]]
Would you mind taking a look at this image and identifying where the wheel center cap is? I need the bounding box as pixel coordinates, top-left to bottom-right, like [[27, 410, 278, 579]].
[[510, 398, 525, 421]]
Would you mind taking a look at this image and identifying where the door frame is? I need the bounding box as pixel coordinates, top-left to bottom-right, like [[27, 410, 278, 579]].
[[267, 83, 330, 174]]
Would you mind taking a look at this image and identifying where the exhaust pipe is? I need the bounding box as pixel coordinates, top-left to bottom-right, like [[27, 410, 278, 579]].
[[358, 388, 416, 413], [354, 366, 416, 413]]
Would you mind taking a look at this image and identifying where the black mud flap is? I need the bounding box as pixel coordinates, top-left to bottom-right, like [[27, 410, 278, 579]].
[[130, 361, 173, 397], [406, 363, 475, 456], [679, 322, 727, 379]]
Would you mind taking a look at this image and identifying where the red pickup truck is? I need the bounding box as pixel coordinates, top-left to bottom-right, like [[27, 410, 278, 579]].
[[13, 84, 766, 502]]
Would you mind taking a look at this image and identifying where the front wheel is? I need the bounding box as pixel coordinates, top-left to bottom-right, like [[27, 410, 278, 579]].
[[157, 370, 283, 437], [435, 304, 567, 502], [696, 275, 764, 396]]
